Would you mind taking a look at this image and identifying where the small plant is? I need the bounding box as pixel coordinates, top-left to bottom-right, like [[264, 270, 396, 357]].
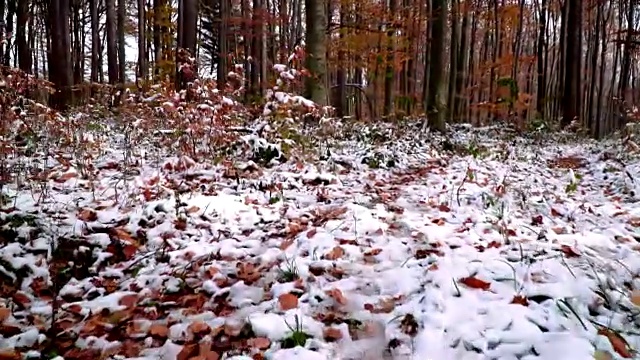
[[281, 315, 311, 349], [278, 256, 300, 283]]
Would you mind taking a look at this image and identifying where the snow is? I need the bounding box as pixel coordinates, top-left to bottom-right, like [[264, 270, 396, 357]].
[[1, 122, 640, 360]]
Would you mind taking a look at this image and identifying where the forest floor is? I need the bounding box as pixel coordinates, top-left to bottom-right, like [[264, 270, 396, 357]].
[[0, 122, 639, 360]]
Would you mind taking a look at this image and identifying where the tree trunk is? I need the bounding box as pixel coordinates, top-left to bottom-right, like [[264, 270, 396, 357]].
[[304, 0, 328, 105], [106, 0, 119, 84], [16, 0, 30, 73], [48, 0, 73, 111], [561, 0, 582, 127], [138, 0, 147, 83], [427, 0, 447, 132]]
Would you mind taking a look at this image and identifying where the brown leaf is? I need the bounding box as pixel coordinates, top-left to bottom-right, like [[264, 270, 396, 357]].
[[177, 344, 198, 360], [324, 246, 345, 260], [78, 208, 98, 222], [459, 276, 491, 291], [306, 228, 317, 238], [400, 314, 419, 337], [149, 323, 169, 338], [278, 293, 299, 311], [324, 327, 343, 341], [560, 244, 580, 258], [12, 292, 31, 308], [119, 294, 138, 308], [598, 328, 632, 358], [438, 204, 451, 212], [325, 288, 348, 305], [510, 295, 529, 307], [188, 320, 211, 335], [531, 215, 543, 226], [248, 337, 271, 349], [631, 290, 640, 306], [0, 308, 9, 323]]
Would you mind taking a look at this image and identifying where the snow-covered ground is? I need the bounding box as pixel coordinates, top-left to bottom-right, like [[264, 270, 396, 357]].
[[1, 125, 639, 360]]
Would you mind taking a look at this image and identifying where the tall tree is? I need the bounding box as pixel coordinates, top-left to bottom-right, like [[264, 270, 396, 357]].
[[48, 0, 73, 111], [426, 0, 447, 131], [304, 0, 328, 105], [561, 0, 582, 127], [106, 0, 119, 84]]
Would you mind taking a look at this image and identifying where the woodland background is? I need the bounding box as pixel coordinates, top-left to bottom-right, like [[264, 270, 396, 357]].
[[0, 0, 638, 136]]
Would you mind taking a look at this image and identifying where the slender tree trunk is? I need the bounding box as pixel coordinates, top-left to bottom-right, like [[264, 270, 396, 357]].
[[304, 0, 328, 105], [106, 0, 119, 84], [48, 0, 73, 111], [138, 0, 147, 83], [16, 0, 30, 73], [427, 0, 447, 131]]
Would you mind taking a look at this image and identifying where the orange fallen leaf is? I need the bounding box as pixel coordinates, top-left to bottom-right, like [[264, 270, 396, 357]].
[[324, 246, 345, 260], [324, 327, 343, 341], [149, 323, 169, 338], [0, 350, 22, 360], [598, 328, 632, 358], [278, 293, 299, 311], [560, 244, 580, 258], [510, 295, 529, 306], [248, 337, 271, 349], [325, 288, 348, 305], [119, 294, 138, 308], [188, 320, 211, 335], [631, 290, 640, 306], [459, 276, 491, 291], [177, 343, 198, 360], [0, 308, 9, 323], [77, 208, 98, 222]]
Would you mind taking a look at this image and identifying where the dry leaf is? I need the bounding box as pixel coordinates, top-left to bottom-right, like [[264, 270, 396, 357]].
[[188, 320, 211, 335], [598, 328, 632, 358], [631, 290, 640, 306], [278, 293, 299, 311], [0, 308, 9, 323], [324, 327, 343, 341], [325, 288, 348, 305], [78, 208, 98, 222], [248, 337, 271, 349], [459, 276, 491, 291], [510, 295, 529, 307], [149, 323, 169, 338], [324, 246, 345, 260], [560, 244, 580, 258], [177, 343, 198, 360], [306, 228, 317, 238], [119, 294, 138, 308]]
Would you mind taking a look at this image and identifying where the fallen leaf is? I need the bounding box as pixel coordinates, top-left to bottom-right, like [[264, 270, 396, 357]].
[[510, 295, 529, 306], [324, 327, 343, 341], [560, 244, 580, 258], [631, 290, 640, 306], [531, 215, 543, 226], [400, 314, 419, 337], [459, 276, 491, 291], [324, 246, 345, 260], [278, 293, 299, 311], [325, 288, 348, 305], [149, 323, 169, 338], [248, 337, 271, 349], [0, 308, 9, 323], [598, 328, 632, 358], [78, 208, 98, 222], [188, 320, 211, 335], [119, 294, 138, 308], [306, 228, 317, 238], [177, 343, 198, 360]]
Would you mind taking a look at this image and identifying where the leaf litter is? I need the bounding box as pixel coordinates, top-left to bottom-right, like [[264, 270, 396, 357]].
[[1, 124, 640, 360]]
